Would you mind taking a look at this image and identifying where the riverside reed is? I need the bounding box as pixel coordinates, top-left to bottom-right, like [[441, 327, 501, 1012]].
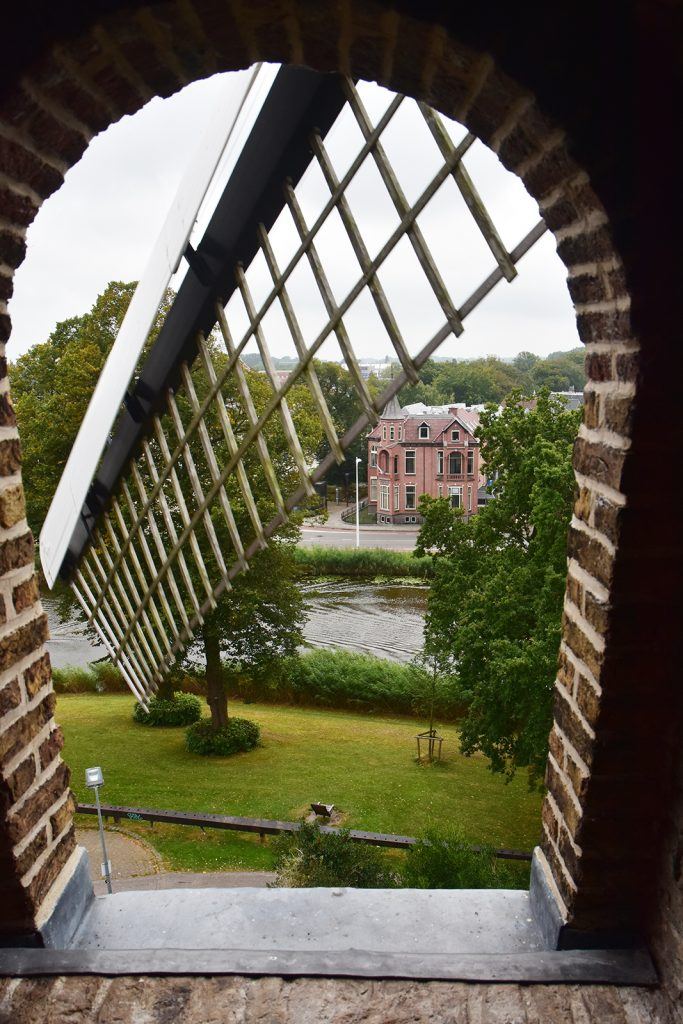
[[293, 546, 433, 579]]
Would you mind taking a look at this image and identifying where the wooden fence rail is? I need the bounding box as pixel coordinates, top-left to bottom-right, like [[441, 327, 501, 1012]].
[[76, 802, 532, 862]]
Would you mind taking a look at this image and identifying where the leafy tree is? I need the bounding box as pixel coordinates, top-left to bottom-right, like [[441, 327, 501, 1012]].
[[12, 281, 324, 734], [416, 390, 581, 784], [311, 360, 381, 485], [10, 282, 157, 534]]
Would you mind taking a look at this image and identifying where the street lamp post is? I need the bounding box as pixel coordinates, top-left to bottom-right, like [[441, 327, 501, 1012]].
[[85, 766, 112, 894], [355, 457, 362, 549]]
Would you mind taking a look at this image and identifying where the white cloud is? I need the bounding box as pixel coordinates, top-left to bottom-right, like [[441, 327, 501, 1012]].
[[8, 68, 579, 365]]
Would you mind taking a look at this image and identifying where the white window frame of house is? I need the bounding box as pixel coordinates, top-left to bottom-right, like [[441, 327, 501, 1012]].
[[467, 449, 474, 475], [370, 446, 378, 468], [449, 451, 463, 475], [379, 482, 390, 511], [398, 426, 402, 440], [448, 485, 462, 508], [419, 423, 430, 439], [370, 477, 378, 502], [437, 450, 444, 475], [437, 483, 443, 498], [394, 483, 400, 510], [405, 484, 417, 510], [451, 429, 460, 442], [389, 425, 395, 440], [405, 449, 416, 474], [382, 425, 387, 440], [468, 484, 473, 510]]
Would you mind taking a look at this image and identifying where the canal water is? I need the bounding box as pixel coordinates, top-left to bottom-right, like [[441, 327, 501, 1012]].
[[42, 580, 428, 670]]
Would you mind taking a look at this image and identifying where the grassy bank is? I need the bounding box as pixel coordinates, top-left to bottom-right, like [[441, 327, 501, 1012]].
[[60, 694, 541, 873], [54, 650, 464, 719], [293, 545, 432, 579]]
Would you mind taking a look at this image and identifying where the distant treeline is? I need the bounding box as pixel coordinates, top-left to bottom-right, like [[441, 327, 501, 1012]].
[[242, 349, 585, 407]]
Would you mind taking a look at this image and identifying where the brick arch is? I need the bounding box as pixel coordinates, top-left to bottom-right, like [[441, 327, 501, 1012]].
[[0, 0, 656, 953]]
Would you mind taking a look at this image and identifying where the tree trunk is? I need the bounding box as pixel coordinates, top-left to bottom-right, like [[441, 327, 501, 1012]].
[[204, 618, 228, 731]]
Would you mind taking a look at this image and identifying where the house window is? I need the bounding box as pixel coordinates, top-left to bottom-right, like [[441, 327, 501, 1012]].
[[448, 451, 462, 475], [398, 426, 402, 440], [467, 449, 474, 475], [419, 423, 430, 439], [382, 425, 387, 440], [394, 483, 400, 510], [448, 485, 462, 509], [405, 484, 416, 510], [405, 450, 416, 474], [468, 484, 473, 511], [370, 446, 378, 468], [380, 483, 390, 511], [437, 484, 443, 498], [370, 478, 378, 501], [393, 455, 399, 473], [437, 450, 444, 475], [451, 429, 460, 442], [389, 425, 395, 440]]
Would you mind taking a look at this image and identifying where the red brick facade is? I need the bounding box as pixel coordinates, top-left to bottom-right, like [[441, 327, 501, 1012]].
[[367, 400, 482, 523]]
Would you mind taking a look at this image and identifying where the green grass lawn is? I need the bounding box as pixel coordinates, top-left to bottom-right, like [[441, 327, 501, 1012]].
[[60, 695, 542, 874]]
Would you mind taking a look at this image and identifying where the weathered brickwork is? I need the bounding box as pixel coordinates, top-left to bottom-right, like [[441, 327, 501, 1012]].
[[0, 974, 676, 1024], [0, 2, 679, 1017]]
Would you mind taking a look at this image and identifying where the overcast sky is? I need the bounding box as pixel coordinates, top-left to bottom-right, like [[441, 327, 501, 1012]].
[[8, 66, 580, 363]]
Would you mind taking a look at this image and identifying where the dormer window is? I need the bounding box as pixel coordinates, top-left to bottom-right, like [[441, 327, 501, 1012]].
[[451, 429, 460, 442], [419, 423, 430, 439]]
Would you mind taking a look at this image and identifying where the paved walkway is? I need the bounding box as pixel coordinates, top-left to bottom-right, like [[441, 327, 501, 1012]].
[[76, 828, 276, 895]]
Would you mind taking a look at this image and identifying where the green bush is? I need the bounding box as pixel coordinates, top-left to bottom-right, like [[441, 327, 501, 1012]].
[[293, 546, 433, 580], [134, 691, 202, 727], [186, 716, 260, 756], [272, 820, 397, 888], [52, 665, 99, 694], [91, 660, 127, 692], [261, 649, 463, 719], [52, 660, 127, 694], [402, 827, 530, 889]]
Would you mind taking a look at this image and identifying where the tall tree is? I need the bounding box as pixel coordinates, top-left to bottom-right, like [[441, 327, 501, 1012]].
[[11, 282, 172, 535], [12, 282, 324, 731], [416, 390, 581, 784]]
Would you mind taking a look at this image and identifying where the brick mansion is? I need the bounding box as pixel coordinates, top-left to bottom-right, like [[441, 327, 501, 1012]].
[[366, 396, 484, 525]]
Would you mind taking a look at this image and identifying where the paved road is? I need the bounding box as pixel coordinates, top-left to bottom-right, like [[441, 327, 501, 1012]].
[[300, 526, 418, 551]]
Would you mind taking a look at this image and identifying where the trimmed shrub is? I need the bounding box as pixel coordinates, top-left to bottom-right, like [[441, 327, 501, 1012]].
[[402, 827, 530, 889], [134, 691, 202, 727], [272, 820, 398, 888], [293, 546, 433, 580], [186, 716, 260, 756]]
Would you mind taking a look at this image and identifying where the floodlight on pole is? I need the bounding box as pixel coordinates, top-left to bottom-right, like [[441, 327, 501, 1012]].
[[85, 766, 112, 894], [355, 457, 362, 549]]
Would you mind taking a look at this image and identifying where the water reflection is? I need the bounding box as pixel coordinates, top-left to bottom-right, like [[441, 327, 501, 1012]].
[[43, 579, 428, 670], [301, 580, 427, 663]]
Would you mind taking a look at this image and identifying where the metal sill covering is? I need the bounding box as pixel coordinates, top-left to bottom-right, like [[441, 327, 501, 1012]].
[[0, 888, 657, 985]]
